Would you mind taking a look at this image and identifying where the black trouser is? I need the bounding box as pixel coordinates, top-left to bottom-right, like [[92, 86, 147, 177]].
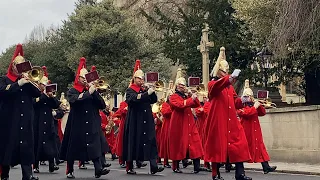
[[100, 153, 106, 165], [34, 158, 55, 169], [1, 164, 33, 180], [235, 162, 245, 178], [68, 158, 102, 174]]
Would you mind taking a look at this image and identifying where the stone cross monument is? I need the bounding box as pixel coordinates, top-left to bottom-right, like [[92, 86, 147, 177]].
[[197, 15, 214, 90]]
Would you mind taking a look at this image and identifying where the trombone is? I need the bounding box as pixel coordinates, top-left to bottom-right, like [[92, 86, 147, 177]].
[[143, 80, 164, 92], [22, 66, 44, 89], [93, 76, 111, 92], [254, 98, 277, 109]]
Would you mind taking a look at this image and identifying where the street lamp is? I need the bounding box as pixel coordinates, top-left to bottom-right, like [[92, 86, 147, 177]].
[[257, 46, 273, 89]]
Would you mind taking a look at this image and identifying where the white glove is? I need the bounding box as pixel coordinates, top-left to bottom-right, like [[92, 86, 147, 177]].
[[254, 101, 261, 109], [18, 78, 29, 86], [89, 85, 96, 94], [231, 69, 241, 78], [148, 87, 155, 95], [191, 93, 197, 100], [52, 110, 57, 116]]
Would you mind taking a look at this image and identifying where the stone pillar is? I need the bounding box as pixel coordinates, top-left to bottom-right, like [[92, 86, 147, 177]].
[[197, 23, 214, 90]]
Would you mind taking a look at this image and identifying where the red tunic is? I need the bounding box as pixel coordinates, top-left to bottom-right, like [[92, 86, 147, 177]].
[[159, 102, 172, 159], [112, 101, 128, 156], [237, 105, 270, 163], [57, 119, 63, 142], [195, 105, 206, 148], [154, 113, 162, 155], [100, 111, 116, 154], [204, 75, 251, 163], [168, 93, 204, 160]]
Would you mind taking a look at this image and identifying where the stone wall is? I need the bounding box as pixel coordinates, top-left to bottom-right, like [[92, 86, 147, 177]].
[[260, 105, 320, 164]]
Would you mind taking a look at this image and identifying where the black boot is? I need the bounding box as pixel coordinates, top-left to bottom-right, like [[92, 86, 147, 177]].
[[236, 174, 252, 180], [29, 175, 39, 180], [111, 153, 118, 160], [151, 167, 164, 174], [235, 162, 252, 180], [95, 168, 110, 178], [182, 159, 192, 168], [66, 172, 75, 179], [262, 161, 277, 174]]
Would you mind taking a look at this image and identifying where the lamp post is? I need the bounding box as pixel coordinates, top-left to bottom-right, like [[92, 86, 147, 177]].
[[257, 46, 273, 89]]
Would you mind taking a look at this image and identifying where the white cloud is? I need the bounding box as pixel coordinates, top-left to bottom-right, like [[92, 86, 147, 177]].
[[0, 0, 77, 52]]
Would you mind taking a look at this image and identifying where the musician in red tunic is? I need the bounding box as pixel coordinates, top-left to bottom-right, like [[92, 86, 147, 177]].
[[153, 112, 163, 164], [195, 94, 211, 171], [237, 80, 277, 174], [100, 103, 118, 160], [204, 47, 252, 180], [168, 75, 203, 173], [113, 101, 128, 168], [158, 89, 174, 168]]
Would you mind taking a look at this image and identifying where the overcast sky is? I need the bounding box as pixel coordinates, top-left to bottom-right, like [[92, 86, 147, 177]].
[[0, 0, 77, 53]]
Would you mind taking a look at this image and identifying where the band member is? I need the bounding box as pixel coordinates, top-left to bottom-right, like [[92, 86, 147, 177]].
[[195, 93, 211, 171], [99, 100, 117, 167], [154, 111, 163, 164], [59, 57, 110, 178], [168, 74, 203, 173], [204, 47, 252, 180], [159, 90, 173, 168], [52, 105, 65, 165], [122, 60, 164, 174], [0, 44, 41, 180], [113, 101, 128, 168], [33, 66, 60, 173], [237, 80, 277, 174], [100, 100, 118, 161]]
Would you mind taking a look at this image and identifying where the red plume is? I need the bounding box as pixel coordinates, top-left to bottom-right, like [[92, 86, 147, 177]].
[[42, 66, 48, 77], [129, 59, 141, 86], [7, 44, 24, 82], [133, 59, 141, 74], [91, 66, 96, 72], [73, 57, 87, 92]]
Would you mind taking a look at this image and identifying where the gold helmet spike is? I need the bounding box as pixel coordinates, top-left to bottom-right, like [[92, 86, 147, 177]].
[[79, 68, 88, 78], [13, 54, 25, 64], [211, 47, 229, 77], [242, 79, 253, 97]]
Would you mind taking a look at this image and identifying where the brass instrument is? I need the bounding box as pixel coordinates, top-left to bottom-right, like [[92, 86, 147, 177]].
[[94, 76, 110, 91], [28, 66, 44, 82], [22, 66, 44, 89], [255, 98, 277, 109], [144, 80, 164, 92], [105, 116, 115, 135]]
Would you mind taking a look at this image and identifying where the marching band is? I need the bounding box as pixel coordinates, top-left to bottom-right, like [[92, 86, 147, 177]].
[[0, 44, 277, 180]]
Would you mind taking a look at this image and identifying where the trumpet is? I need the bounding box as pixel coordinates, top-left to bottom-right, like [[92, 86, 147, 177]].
[[144, 80, 164, 92]]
